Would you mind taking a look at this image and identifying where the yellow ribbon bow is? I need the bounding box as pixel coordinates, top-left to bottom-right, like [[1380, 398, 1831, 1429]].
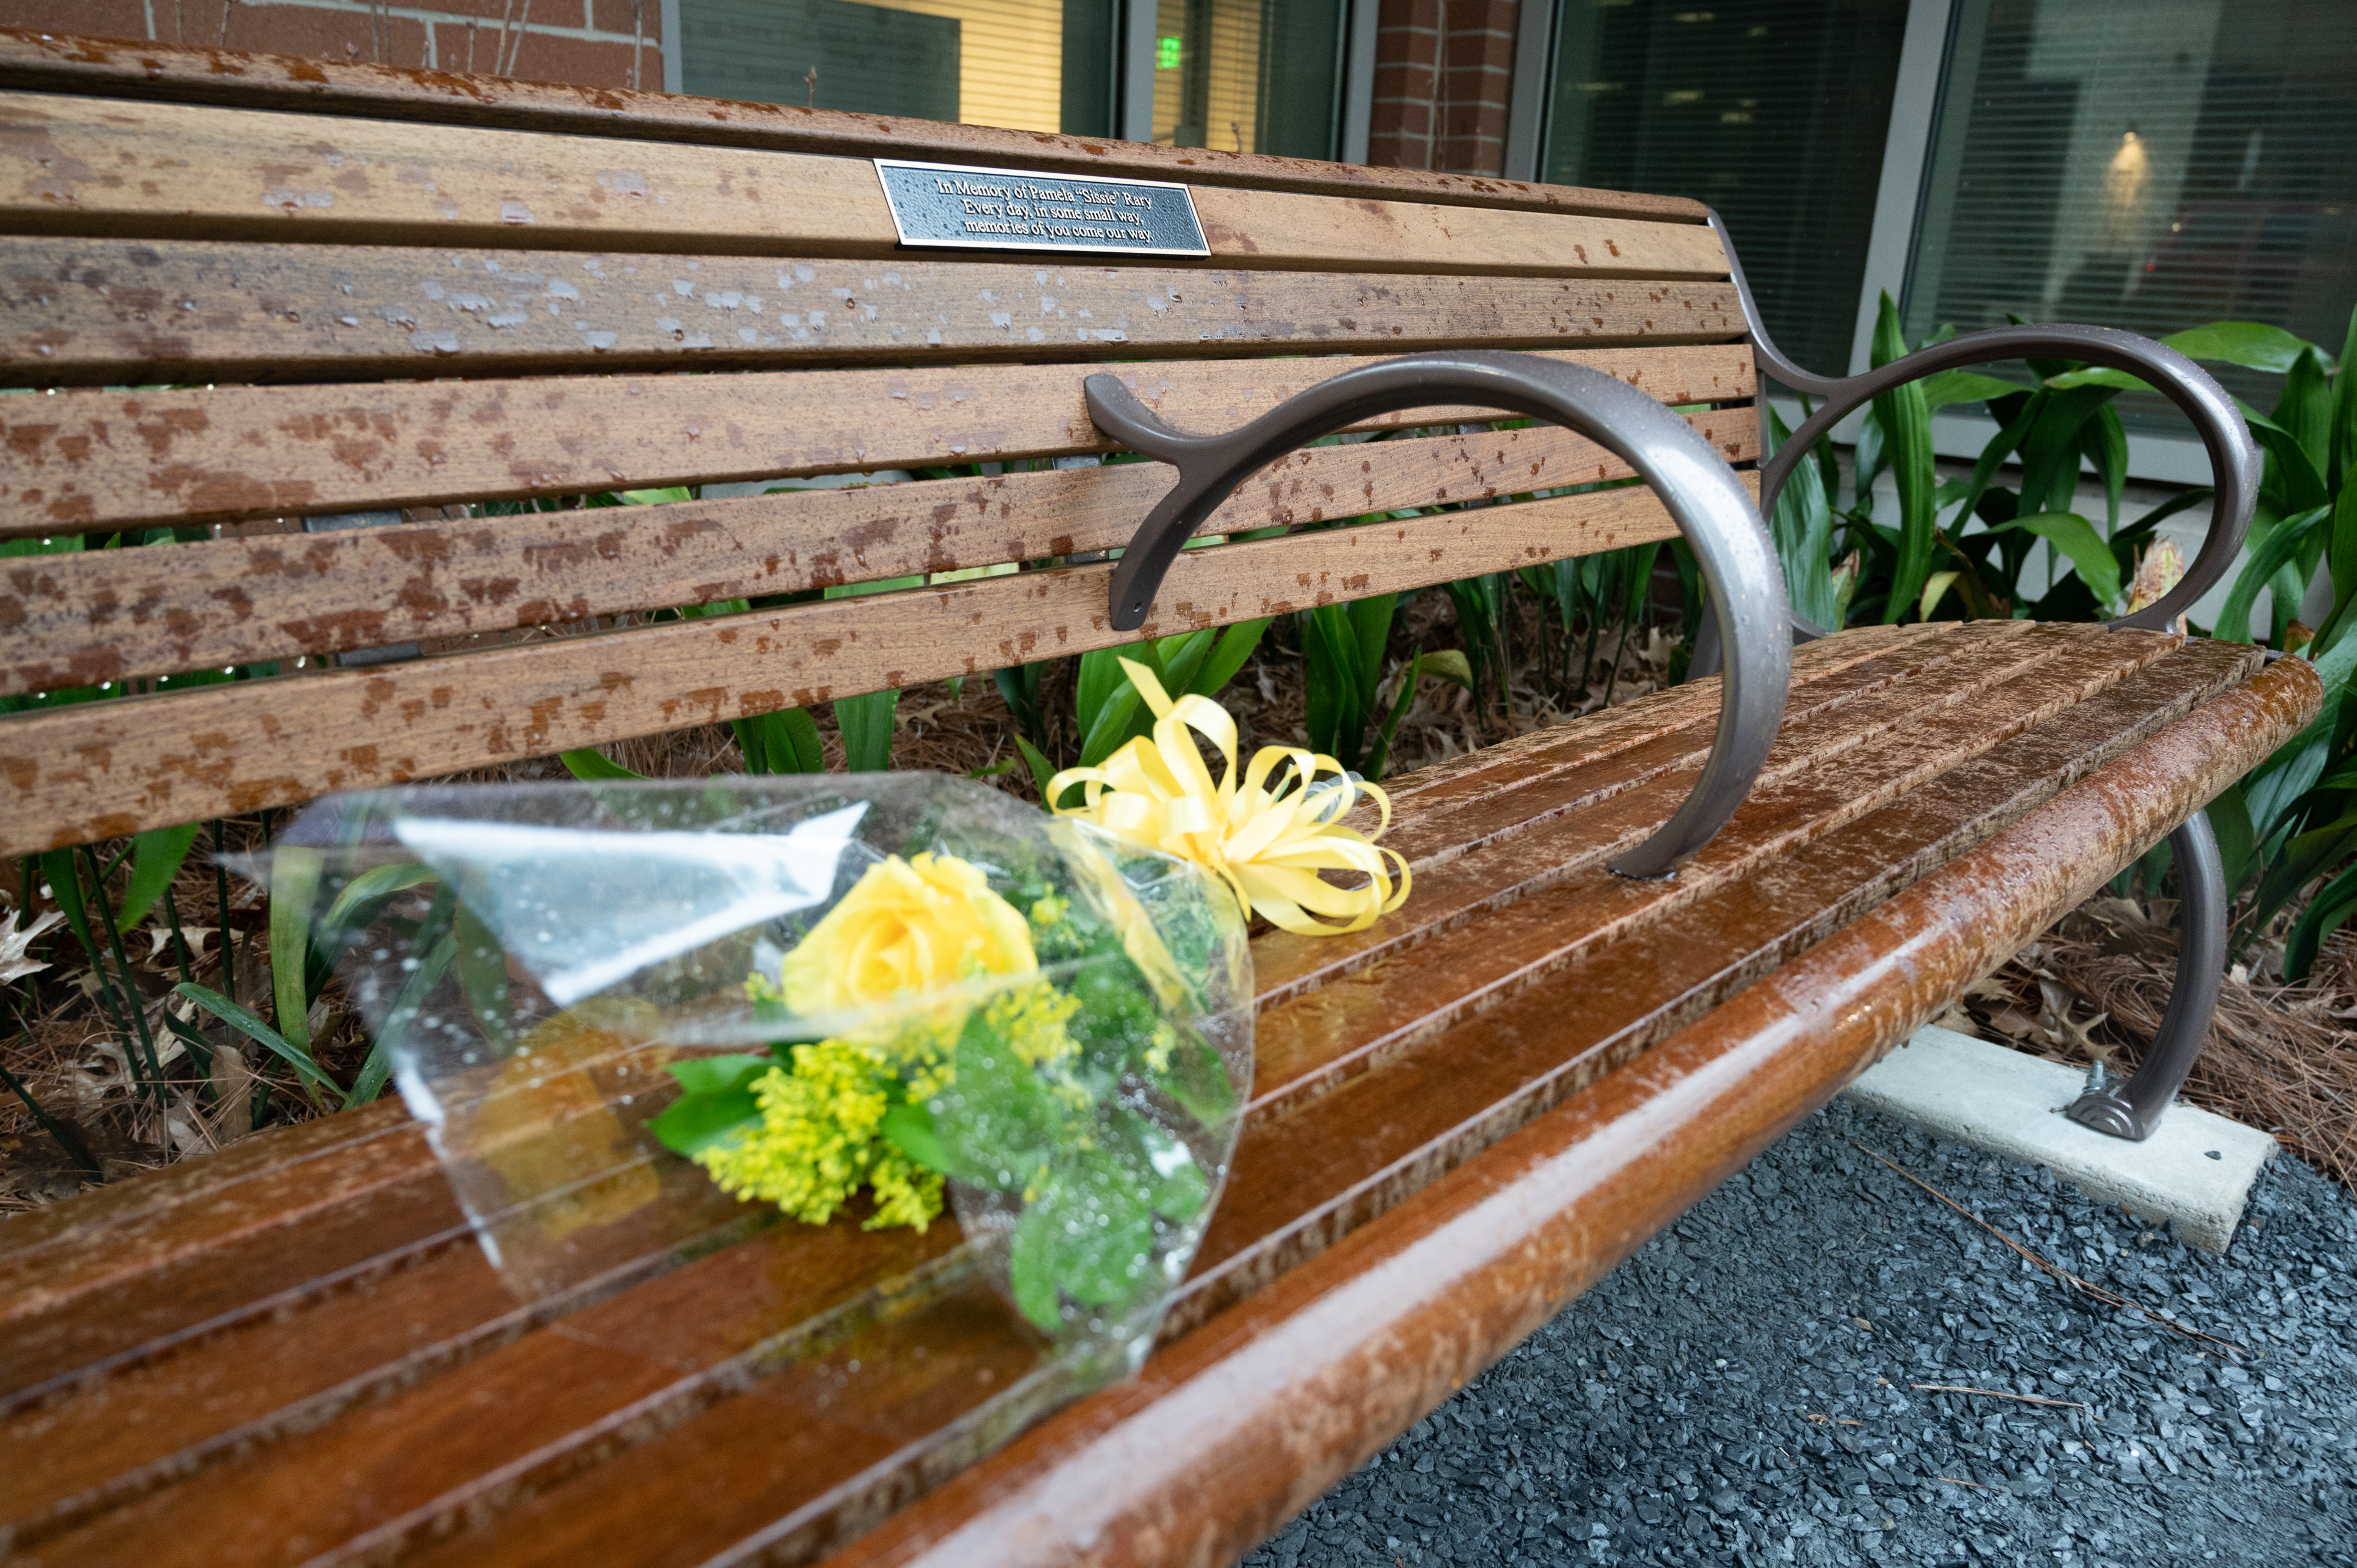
[[1047, 658, 1410, 937]]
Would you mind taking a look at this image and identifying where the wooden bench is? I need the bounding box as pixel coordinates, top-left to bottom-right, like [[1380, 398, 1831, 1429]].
[[0, 30, 2322, 1568]]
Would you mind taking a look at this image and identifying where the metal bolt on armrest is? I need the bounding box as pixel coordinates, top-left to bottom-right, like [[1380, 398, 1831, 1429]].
[[1086, 350, 1789, 879]]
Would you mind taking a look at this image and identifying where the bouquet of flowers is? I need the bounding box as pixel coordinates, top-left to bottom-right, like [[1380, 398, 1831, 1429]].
[[263, 773, 1251, 1367]]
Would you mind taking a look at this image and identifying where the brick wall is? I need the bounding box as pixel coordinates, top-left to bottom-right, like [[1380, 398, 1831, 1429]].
[[1366, 0, 1520, 177], [4, 0, 661, 90]]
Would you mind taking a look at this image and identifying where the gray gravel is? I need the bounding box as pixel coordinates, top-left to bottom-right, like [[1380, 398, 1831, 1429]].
[[1241, 1099, 2357, 1567]]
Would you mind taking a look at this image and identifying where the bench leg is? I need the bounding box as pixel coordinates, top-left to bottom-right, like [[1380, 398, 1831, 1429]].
[[2063, 810, 2226, 1142]]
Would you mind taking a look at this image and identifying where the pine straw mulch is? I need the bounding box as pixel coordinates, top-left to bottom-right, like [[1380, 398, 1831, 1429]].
[[5, 593, 2353, 1210]]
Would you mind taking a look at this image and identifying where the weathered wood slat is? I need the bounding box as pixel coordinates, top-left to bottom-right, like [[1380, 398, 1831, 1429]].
[[0, 30, 1710, 225], [0, 343, 1754, 534], [0, 238, 1746, 388], [0, 478, 1755, 856], [0, 95, 1729, 283], [819, 658, 2322, 1568], [18, 636, 2263, 1565], [0, 629, 1992, 1537], [1238, 627, 2190, 1125], [2, 411, 1758, 693], [1, 619, 1896, 1424]]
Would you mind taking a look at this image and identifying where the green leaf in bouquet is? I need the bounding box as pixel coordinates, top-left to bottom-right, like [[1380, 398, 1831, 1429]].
[[648, 1054, 773, 1158], [880, 1099, 950, 1174], [1115, 1107, 1210, 1221], [929, 1008, 1067, 1188], [667, 1052, 776, 1096], [1155, 1031, 1235, 1131], [1010, 1150, 1159, 1328]]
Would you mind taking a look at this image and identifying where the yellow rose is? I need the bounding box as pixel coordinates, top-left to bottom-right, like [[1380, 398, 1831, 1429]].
[[779, 851, 1037, 1020]]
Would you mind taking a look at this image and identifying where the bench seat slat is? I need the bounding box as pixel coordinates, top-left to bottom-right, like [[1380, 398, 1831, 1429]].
[[0, 632, 1912, 1437], [817, 658, 2320, 1568], [0, 632, 2277, 1568], [1178, 641, 2260, 1333], [1, 344, 1754, 536], [0, 479, 1746, 857], [2, 94, 1729, 282], [0, 239, 1745, 388], [0, 29, 1709, 225], [2, 410, 1758, 693]]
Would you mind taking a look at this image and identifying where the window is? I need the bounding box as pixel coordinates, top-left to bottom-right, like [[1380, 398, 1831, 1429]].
[[678, 0, 1115, 135], [1903, 0, 2357, 430], [1150, 0, 1349, 159], [1542, 0, 1912, 379]]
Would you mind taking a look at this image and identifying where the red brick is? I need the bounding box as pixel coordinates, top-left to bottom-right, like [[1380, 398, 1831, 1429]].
[[3, 0, 151, 39], [591, 0, 662, 38], [1379, 0, 1442, 29], [502, 31, 642, 88]]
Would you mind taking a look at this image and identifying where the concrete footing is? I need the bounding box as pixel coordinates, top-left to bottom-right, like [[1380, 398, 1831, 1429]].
[[1842, 1026, 2276, 1254]]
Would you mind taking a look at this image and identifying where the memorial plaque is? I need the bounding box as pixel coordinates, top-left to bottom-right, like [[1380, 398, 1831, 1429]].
[[873, 159, 1209, 257]]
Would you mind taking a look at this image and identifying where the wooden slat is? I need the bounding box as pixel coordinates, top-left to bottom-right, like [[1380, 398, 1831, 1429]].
[[0, 479, 1751, 856], [0, 620, 1893, 1412], [0, 94, 1729, 283], [8, 633, 2272, 1568], [1232, 626, 2190, 1129], [0, 630, 1992, 1534], [3, 411, 1759, 692], [821, 659, 2323, 1568], [0, 237, 1746, 387], [0, 343, 1755, 534], [14, 641, 2263, 1565], [0, 30, 1710, 225]]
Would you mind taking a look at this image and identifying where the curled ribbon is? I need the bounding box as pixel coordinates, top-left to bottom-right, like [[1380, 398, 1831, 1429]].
[[1047, 658, 1410, 936]]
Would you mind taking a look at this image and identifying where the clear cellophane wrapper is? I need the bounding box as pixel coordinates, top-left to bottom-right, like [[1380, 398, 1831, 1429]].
[[250, 776, 1252, 1415]]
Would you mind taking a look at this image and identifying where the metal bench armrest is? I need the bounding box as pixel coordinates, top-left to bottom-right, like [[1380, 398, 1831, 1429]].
[[1709, 207, 2260, 638], [1087, 349, 1788, 879]]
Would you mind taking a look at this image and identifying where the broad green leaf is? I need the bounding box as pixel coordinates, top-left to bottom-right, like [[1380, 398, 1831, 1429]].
[[2084, 403, 2128, 534], [1016, 735, 1060, 801], [2333, 304, 2357, 494], [1763, 398, 1837, 629], [647, 1084, 763, 1160], [735, 707, 823, 774], [175, 981, 345, 1104], [318, 862, 439, 944], [2012, 513, 2122, 613], [2217, 504, 2330, 645], [1918, 369, 2026, 411], [114, 821, 200, 935], [879, 1101, 950, 1174], [454, 900, 515, 1050], [1917, 570, 1962, 623], [833, 688, 899, 772], [2243, 402, 2330, 516], [1868, 293, 1937, 624], [1186, 617, 1273, 700], [1420, 648, 1475, 690], [2275, 348, 2333, 477], [667, 1053, 775, 1096], [2286, 859, 2357, 982], [2207, 785, 2256, 896], [269, 847, 322, 1052], [559, 747, 646, 781], [617, 486, 695, 505], [2167, 321, 2330, 375], [2250, 812, 2357, 943]]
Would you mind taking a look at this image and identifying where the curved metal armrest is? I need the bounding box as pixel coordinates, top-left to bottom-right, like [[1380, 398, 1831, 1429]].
[[1086, 349, 1789, 879], [1710, 209, 2260, 638]]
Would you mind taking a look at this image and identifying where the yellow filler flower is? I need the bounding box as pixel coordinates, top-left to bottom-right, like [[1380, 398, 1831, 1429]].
[[1047, 658, 1409, 936]]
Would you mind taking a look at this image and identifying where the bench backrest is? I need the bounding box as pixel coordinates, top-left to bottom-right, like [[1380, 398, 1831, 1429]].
[[0, 29, 1758, 860]]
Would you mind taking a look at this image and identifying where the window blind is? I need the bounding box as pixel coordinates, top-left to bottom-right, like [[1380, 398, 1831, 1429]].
[[1904, 0, 2357, 429]]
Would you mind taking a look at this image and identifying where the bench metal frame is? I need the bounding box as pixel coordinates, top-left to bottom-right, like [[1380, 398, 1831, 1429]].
[[1690, 207, 2260, 1141]]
